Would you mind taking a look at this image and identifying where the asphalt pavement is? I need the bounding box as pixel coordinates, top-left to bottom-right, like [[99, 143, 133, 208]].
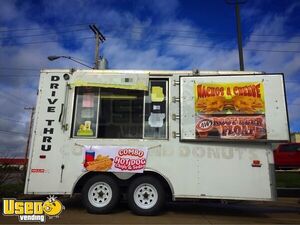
[[1, 195, 300, 224]]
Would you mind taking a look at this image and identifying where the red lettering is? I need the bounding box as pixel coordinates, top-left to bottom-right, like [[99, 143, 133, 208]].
[[256, 84, 261, 98], [232, 84, 261, 98], [233, 87, 239, 95], [233, 125, 242, 135], [114, 156, 146, 171], [197, 85, 225, 98], [118, 148, 144, 158]]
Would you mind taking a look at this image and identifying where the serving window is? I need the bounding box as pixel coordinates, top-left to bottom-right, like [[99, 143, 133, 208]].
[[73, 87, 99, 138], [144, 80, 168, 139], [72, 79, 168, 139], [98, 88, 144, 139]]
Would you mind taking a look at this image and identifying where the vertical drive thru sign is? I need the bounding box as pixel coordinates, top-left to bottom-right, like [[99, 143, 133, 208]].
[[180, 74, 290, 142]]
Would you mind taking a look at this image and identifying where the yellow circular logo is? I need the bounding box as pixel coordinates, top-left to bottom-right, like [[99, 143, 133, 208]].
[[42, 196, 64, 217]]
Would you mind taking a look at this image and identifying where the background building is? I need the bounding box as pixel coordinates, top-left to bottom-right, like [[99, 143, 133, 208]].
[[291, 133, 300, 143]]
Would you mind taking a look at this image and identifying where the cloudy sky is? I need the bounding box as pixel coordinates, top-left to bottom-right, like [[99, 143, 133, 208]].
[[0, 0, 299, 157]]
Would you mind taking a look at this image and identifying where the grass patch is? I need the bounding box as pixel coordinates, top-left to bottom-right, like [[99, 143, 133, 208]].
[[276, 171, 300, 188]]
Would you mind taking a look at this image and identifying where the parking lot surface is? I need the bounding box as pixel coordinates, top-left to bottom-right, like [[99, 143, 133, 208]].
[[1, 196, 300, 224]]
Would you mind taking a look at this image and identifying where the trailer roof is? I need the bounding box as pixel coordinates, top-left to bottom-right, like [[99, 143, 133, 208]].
[[40, 69, 264, 76]]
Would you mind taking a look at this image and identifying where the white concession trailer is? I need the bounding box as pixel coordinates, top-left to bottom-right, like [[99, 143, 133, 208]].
[[24, 69, 290, 215]]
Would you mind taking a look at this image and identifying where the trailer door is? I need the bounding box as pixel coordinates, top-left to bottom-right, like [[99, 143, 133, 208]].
[[177, 74, 289, 200], [25, 72, 69, 194]]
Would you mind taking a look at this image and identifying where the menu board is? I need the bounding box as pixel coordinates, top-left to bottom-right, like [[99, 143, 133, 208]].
[[180, 74, 289, 142], [195, 82, 266, 140]]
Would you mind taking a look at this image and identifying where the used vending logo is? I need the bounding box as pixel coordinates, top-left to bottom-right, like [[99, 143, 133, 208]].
[[2, 196, 64, 223]]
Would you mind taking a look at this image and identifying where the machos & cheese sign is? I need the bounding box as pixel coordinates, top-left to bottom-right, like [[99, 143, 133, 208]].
[[194, 82, 267, 140]]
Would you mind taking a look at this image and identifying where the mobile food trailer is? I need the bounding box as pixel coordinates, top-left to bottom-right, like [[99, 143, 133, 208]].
[[24, 69, 289, 215]]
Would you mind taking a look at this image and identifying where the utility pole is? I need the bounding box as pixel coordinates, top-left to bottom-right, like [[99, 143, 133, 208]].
[[226, 0, 246, 71], [23, 107, 35, 178], [89, 24, 106, 69]]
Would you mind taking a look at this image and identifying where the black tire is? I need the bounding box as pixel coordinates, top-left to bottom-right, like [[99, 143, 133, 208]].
[[82, 174, 120, 214], [128, 176, 165, 216]]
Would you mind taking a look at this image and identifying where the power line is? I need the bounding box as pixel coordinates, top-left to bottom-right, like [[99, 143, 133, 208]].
[[0, 117, 27, 125], [1, 27, 300, 53], [114, 37, 300, 53], [0, 75, 38, 78], [0, 23, 90, 33], [0, 90, 32, 105], [0, 130, 27, 136], [0, 28, 88, 40], [0, 92, 29, 107], [0, 68, 40, 71], [102, 28, 300, 44], [0, 112, 29, 123], [249, 33, 300, 38], [2, 34, 300, 54], [6, 91, 33, 105], [0, 146, 24, 150], [121, 29, 300, 44], [244, 48, 300, 53], [2, 30, 300, 53], [108, 24, 300, 38], [248, 39, 300, 44], [0, 35, 94, 46], [0, 76, 38, 79], [1, 22, 299, 39], [2, 25, 299, 45]]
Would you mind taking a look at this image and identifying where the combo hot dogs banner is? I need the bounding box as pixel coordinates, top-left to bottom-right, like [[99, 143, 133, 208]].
[[194, 82, 267, 140], [83, 146, 148, 173]]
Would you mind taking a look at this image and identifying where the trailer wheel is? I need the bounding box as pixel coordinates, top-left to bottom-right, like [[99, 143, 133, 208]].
[[82, 175, 120, 214], [128, 176, 165, 215]]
